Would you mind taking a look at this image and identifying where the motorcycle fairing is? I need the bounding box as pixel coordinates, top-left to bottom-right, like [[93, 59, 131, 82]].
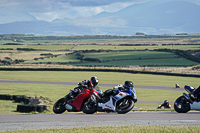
[[68, 88, 93, 111], [190, 102, 200, 110], [98, 97, 115, 111], [122, 89, 137, 100], [98, 92, 129, 111]]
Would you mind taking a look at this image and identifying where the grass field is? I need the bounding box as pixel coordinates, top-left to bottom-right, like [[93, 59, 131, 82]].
[[0, 71, 199, 114], [26, 51, 199, 67], [73, 44, 200, 51], [1, 37, 200, 68], [1, 126, 200, 133], [0, 71, 199, 86], [73, 57, 198, 66], [0, 51, 70, 61], [0, 44, 75, 51], [83, 51, 178, 60], [1, 44, 200, 51], [29, 54, 80, 63]]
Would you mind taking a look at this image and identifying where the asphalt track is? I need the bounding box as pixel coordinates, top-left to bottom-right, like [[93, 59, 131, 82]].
[[1, 80, 199, 131], [0, 112, 200, 131], [0, 79, 184, 91]]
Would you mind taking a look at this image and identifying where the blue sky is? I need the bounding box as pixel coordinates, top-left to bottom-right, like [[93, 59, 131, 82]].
[[0, 0, 200, 23]]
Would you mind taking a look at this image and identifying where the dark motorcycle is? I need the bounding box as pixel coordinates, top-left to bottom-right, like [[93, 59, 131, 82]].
[[174, 85, 200, 113]]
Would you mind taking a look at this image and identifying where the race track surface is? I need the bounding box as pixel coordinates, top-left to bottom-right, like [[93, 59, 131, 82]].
[[1, 111, 200, 131], [1, 80, 197, 131], [0, 79, 183, 91]]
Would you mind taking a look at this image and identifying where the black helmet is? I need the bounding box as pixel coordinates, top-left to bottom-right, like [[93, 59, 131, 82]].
[[164, 100, 169, 105], [90, 76, 99, 87], [124, 81, 134, 89]]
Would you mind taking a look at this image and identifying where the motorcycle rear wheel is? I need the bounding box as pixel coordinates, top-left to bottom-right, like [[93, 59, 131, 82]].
[[116, 98, 134, 114], [53, 98, 66, 114], [174, 96, 190, 113]]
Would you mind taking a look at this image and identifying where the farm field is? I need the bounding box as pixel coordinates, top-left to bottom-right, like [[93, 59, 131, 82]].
[[1, 34, 200, 45], [1, 44, 200, 51], [0, 44, 75, 51], [73, 44, 200, 51], [0, 34, 200, 70], [72, 58, 198, 66], [26, 51, 199, 67]]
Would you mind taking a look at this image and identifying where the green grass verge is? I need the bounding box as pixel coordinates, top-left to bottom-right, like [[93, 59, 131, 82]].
[[0, 71, 199, 87], [0, 71, 198, 114], [1, 126, 200, 133]]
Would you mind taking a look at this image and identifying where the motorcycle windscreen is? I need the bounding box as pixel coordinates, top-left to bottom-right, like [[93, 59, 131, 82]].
[[184, 85, 195, 93]]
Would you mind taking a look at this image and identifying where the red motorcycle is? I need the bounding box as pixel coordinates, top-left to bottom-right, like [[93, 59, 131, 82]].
[[53, 87, 98, 114]]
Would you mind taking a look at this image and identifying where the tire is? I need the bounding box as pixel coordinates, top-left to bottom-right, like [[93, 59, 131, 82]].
[[116, 98, 134, 114], [53, 98, 66, 114], [174, 96, 190, 113], [5, 95, 13, 100], [37, 105, 44, 113], [82, 100, 97, 114], [17, 105, 23, 112]]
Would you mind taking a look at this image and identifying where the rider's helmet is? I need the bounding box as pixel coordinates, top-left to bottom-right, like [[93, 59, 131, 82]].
[[89, 76, 99, 88], [123, 81, 134, 89], [163, 100, 169, 106]]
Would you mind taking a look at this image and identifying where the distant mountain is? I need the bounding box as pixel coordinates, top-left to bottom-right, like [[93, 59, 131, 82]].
[[72, 0, 200, 34], [0, 7, 36, 24], [0, 21, 94, 35], [0, 1, 200, 35]]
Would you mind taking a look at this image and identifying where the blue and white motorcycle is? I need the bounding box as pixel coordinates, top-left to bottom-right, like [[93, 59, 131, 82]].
[[82, 85, 137, 114], [174, 85, 200, 113]]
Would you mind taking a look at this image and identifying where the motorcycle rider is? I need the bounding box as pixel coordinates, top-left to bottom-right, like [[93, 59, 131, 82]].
[[123, 81, 134, 90], [104, 81, 134, 97], [66, 76, 99, 100], [157, 100, 171, 109]]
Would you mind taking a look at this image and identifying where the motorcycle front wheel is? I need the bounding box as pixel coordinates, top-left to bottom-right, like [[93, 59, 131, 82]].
[[116, 98, 134, 114], [53, 98, 66, 114], [82, 100, 97, 114], [174, 96, 190, 113]]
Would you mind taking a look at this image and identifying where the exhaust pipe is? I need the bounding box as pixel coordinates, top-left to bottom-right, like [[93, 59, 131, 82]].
[[183, 93, 193, 104], [65, 104, 73, 110]]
